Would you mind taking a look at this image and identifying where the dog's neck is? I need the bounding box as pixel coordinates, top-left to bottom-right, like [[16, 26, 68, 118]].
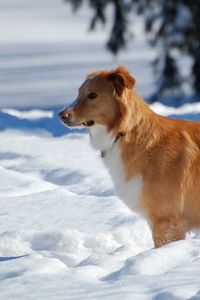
[[101, 131, 124, 158], [89, 92, 155, 157], [89, 125, 124, 157]]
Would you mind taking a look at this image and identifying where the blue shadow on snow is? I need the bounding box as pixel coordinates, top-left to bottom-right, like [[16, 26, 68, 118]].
[[0, 254, 29, 262], [0, 106, 87, 137], [1, 105, 200, 137]]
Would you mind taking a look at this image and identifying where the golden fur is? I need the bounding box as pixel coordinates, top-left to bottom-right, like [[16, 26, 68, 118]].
[[59, 66, 200, 248]]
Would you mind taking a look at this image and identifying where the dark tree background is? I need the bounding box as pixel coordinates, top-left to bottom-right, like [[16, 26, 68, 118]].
[[64, 0, 200, 101]]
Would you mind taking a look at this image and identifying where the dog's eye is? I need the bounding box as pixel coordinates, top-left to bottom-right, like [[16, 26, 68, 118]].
[[88, 92, 97, 100]]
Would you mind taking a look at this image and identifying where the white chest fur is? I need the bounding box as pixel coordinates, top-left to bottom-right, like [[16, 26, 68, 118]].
[[90, 125, 143, 212]]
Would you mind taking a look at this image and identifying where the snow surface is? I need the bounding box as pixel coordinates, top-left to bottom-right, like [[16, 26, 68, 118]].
[[1, 130, 200, 300], [0, 0, 156, 109], [1, 108, 53, 120], [1, 1, 200, 300]]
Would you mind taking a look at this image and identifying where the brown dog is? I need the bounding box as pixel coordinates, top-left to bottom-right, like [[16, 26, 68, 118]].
[[59, 65, 200, 248]]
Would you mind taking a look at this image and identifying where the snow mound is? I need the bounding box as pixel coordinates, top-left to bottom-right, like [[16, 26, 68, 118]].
[[1, 108, 53, 120], [151, 101, 200, 116]]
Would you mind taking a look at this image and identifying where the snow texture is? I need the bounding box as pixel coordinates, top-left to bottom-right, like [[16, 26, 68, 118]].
[[1, 1, 200, 300]]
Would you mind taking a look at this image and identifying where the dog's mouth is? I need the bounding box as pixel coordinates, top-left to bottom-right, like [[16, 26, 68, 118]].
[[82, 120, 95, 127], [65, 120, 95, 128]]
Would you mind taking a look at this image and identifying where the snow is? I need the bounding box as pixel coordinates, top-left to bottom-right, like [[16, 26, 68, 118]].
[[1, 1, 200, 300], [0, 0, 156, 109], [151, 101, 200, 116], [1, 130, 200, 300], [1, 108, 53, 120]]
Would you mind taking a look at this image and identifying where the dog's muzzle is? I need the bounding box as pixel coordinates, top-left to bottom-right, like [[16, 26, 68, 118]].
[[58, 109, 95, 127]]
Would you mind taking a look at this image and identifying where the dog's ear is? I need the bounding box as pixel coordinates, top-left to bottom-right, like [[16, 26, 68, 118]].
[[86, 70, 101, 80], [107, 65, 136, 96]]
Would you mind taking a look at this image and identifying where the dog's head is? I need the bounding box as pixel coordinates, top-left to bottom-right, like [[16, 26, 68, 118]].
[[59, 66, 136, 130]]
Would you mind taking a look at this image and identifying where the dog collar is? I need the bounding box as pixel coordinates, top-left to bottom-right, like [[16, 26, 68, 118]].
[[101, 132, 124, 158]]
